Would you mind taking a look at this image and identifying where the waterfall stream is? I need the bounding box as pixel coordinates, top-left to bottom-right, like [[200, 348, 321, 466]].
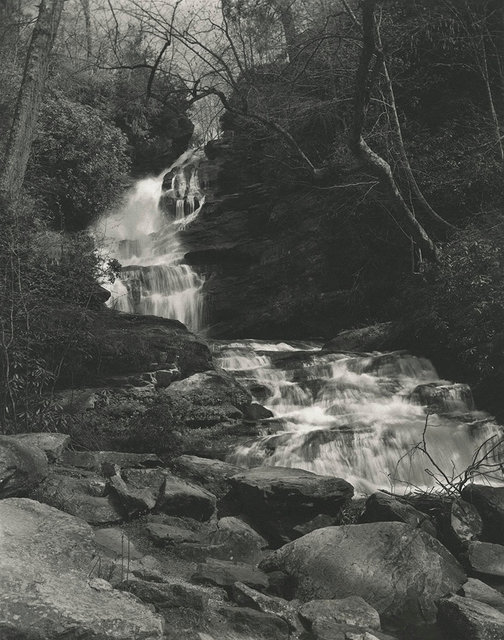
[[97, 150, 503, 493], [214, 340, 503, 493], [96, 150, 205, 332]]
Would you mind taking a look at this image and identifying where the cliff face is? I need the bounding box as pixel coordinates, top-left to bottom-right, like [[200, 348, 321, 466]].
[[180, 139, 409, 339]]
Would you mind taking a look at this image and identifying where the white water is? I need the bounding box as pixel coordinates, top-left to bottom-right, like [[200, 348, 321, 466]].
[[214, 341, 504, 493], [96, 151, 205, 331]]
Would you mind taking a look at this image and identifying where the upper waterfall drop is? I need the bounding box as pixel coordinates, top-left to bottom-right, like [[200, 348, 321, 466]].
[[96, 150, 205, 332]]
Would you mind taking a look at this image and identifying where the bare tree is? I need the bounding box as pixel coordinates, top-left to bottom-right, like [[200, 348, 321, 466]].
[[0, 0, 66, 210]]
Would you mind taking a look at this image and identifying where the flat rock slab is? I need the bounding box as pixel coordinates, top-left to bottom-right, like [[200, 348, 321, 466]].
[[32, 472, 123, 525], [0, 498, 164, 639], [61, 450, 162, 471], [462, 484, 504, 545], [466, 541, 504, 577], [8, 432, 70, 462], [299, 596, 381, 631], [225, 466, 353, 544], [460, 578, 504, 614], [438, 595, 504, 640], [0, 435, 48, 498], [157, 474, 216, 521], [171, 455, 244, 498], [260, 522, 465, 628], [192, 558, 269, 592]]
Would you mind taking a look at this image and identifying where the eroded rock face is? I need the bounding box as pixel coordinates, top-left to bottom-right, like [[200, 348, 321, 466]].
[[0, 498, 164, 639], [260, 522, 466, 629], [223, 466, 353, 545], [0, 435, 48, 498]]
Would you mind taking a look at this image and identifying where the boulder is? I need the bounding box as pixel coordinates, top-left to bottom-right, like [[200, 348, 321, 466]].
[[8, 432, 70, 462], [192, 558, 269, 592], [410, 382, 474, 413], [119, 578, 209, 611], [231, 582, 300, 631], [438, 595, 504, 640], [359, 492, 437, 537], [462, 484, 504, 544], [108, 468, 169, 516], [0, 435, 48, 498], [31, 471, 123, 525], [146, 522, 202, 545], [210, 516, 269, 563], [94, 527, 143, 560], [465, 541, 504, 578], [155, 367, 181, 388], [260, 522, 466, 629], [217, 604, 289, 640], [244, 402, 274, 421], [322, 323, 397, 353], [157, 474, 216, 521], [160, 370, 252, 428], [0, 498, 164, 639], [445, 498, 483, 550], [299, 597, 381, 632], [460, 578, 504, 614], [171, 454, 244, 498], [61, 449, 162, 471], [224, 466, 353, 545]]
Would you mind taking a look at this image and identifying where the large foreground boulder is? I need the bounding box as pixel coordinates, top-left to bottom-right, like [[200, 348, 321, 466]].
[[223, 466, 353, 545], [260, 522, 466, 632], [0, 498, 164, 639], [0, 435, 48, 498]]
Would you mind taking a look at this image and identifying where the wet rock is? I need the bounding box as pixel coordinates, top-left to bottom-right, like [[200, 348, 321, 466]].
[[146, 522, 202, 545], [170, 455, 244, 499], [157, 474, 216, 521], [192, 558, 269, 592], [0, 498, 164, 639], [438, 594, 504, 640], [119, 578, 209, 611], [410, 382, 474, 413], [209, 517, 269, 563], [61, 449, 162, 471], [0, 435, 48, 498], [230, 582, 300, 631], [260, 522, 465, 629], [460, 578, 504, 614], [462, 484, 504, 544], [359, 492, 437, 537], [32, 472, 123, 525], [217, 604, 289, 640], [8, 432, 70, 462], [299, 596, 381, 632], [323, 322, 397, 353], [244, 402, 274, 421], [465, 541, 504, 578], [224, 466, 353, 545]]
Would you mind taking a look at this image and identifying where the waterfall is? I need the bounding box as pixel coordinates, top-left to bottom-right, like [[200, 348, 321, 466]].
[[214, 340, 504, 493], [96, 151, 205, 332]]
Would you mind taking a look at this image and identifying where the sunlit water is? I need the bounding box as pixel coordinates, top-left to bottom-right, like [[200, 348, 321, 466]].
[[213, 341, 504, 493], [95, 150, 205, 332]]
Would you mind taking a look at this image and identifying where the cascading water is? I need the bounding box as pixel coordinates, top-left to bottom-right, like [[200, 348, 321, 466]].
[[96, 151, 205, 332], [214, 340, 504, 493]]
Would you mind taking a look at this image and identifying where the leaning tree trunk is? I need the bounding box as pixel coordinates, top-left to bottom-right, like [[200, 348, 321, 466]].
[[348, 0, 437, 260], [0, 0, 65, 211]]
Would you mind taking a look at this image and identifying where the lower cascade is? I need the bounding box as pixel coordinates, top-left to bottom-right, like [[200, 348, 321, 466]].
[[96, 150, 205, 332], [214, 340, 503, 493]]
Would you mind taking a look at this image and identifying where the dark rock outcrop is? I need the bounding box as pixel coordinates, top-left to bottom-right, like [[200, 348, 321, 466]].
[[462, 484, 504, 545], [222, 466, 353, 545]]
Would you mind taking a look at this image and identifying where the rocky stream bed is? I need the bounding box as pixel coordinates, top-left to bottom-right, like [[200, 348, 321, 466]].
[[2, 315, 504, 640]]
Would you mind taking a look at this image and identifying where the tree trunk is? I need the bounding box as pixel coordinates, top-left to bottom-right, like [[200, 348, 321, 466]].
[[272, 0, 297, 63], [348, 0, 437, 260], [0, 0, 65, 210], [81, 0, 92, 62]]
